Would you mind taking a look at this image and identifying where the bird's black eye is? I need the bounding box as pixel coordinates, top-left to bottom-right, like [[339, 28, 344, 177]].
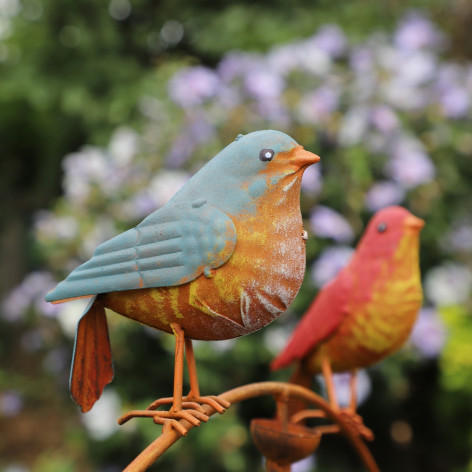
[[377, 222, 387, 233], [259, 148, 275, 161]]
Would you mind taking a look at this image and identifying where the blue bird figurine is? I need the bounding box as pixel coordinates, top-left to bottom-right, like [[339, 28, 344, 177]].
[[46, 130, 320, 434]]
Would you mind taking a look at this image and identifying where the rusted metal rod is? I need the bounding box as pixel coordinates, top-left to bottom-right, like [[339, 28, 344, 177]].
[[122, 381, 379, 472]]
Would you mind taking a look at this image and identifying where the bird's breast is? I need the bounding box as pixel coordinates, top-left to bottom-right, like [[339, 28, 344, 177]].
[[102, 175, 307, 340]]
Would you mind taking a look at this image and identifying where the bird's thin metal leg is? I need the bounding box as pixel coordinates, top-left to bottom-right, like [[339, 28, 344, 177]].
[[349, 369, 358, 412], [184, 338, 200, 398], [170, 323, 185, 412], [184, 338, 230, 413], [321, 355, 339, 411]]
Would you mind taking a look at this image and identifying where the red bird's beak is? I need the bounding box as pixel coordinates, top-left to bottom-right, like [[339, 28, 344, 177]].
[[290, 146, 321, 167], [404, 215, 425, 231]]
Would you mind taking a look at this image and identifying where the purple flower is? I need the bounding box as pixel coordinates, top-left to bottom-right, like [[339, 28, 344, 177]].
[[292, 455, 316, 472], [166, 114, 215, 166], [365, 181, 405, 211], [442, 223, 472, 253], [382, 78, 429, 111], [244, 68, 284, 100], [168, 66, 220, 107], [218, 52, 256, 82], [268, 43, 303, 75], [395, 51, 437, 86], [310, 206, 354, 243], [301, 164, 323, 196], [148, 171, 190, 208], [311, 25, 347, 58], [108, 127, 139, 165], [350, 46, 374, 73], [425, 263, 472, 306], [318, 370, 371, 407], [385, 137, 435, 188], [439, 86, 470, 118], [311, 246, 354, 288], [370, 105, 399, 134], [2, 271, 59, 321], [0, 391, 23, 417], [34, 211, 79, 241], [338, 106, 369, 146], [297, 86, 340, 124], [394, 13, 443, 51], [410, 308, 447, 358]]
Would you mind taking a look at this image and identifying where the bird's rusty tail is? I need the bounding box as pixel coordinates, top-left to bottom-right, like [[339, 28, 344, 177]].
[[70, 296, 114, 413]]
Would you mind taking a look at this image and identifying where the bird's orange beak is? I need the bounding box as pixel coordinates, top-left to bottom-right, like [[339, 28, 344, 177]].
[[404, 215, 425, 230], [289, 146, 321, 167]]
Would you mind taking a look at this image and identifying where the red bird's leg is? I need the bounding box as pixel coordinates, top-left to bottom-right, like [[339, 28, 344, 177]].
[[321, 355, 340, 411], [349, 369, 358, 412], [184, 338, 230, 413]]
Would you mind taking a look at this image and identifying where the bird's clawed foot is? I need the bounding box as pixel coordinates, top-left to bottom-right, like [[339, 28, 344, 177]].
[[147, 394, 230, 414], [290, 407, 373, 442], [117, 394, 231, 436], [117, 404, 210, 436], [337, 408, 374, 441]]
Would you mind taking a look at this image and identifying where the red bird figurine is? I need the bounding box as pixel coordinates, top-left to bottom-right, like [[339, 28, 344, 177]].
[[46, 130, 320, 434], [271, 206, 424, 416]]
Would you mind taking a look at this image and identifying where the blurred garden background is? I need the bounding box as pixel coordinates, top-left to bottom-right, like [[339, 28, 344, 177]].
[[1, 0, 472, 470]]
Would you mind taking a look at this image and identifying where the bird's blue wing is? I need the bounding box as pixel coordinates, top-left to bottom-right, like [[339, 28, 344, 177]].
[[45, 200, 236, 302]]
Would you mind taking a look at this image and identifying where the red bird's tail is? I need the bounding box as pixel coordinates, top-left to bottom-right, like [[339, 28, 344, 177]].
[[70, 297, 114, 413]]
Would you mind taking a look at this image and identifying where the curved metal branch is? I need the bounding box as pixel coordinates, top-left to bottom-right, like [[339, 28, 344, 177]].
[[123, 381, 379, 472]]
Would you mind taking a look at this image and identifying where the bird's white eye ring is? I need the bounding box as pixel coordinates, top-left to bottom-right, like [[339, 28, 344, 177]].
[[259, 149, 275, 161], [377, 222, 387, 233]]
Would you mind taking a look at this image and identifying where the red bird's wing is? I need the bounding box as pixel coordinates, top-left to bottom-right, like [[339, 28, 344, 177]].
[[271, 270, 352, 370]]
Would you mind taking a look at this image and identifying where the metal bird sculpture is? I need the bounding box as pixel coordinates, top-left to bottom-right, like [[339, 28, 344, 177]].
[[46, 130, 320, 434], [271, 206, 424, 419]]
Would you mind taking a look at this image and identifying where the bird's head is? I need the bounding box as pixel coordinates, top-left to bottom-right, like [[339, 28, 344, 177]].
[[176, 130, 320, 214], [225, 130, 320, 181], [356, 206, 425, 261]]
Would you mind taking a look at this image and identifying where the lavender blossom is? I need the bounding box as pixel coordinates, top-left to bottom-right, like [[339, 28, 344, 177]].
[[410, 307, 447, 358], [168, 66, 220, 107], [297, 86, 340, 125], [81, 389, 121, 440], [442, 223, 472, 253], [0, 391, 23, 417], [385, 137, 435, 188], [292, 455, 316, 472], [311, 246, 354, 288], [439, 86, 470, 118], [318, 370, 371, 407], [394, 13, 443, 51], [425, 263, 472, 306], [365, 181, 406, 211], [301, 163, 323, 196], [244, 68, 285, 101], [108, 126, 139, 165], [311, 24, 347, 58], [370, 105, 400, 134], [310, 206, 354, 243], [338, 106, 370, 146], [2, 271, 59, 321]]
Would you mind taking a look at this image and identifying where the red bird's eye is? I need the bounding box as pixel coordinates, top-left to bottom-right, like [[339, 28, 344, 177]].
[[377, 222, 387, 233], [259, 149, 275, 161]]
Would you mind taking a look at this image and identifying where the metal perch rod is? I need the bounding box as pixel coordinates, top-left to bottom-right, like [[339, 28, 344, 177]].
[[122, 381, 380, 472]]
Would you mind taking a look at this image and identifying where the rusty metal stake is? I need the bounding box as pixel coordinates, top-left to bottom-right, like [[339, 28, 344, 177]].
[[121, 381, 380, 472]]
